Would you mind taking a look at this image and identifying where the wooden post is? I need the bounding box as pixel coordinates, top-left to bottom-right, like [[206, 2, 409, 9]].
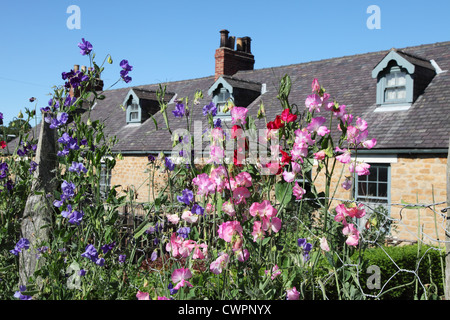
[[445, 137, 450, 299], [19, 120, 58, 287]]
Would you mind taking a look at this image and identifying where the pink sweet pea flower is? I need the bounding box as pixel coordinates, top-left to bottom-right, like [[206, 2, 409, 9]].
[[307, 117, 330, 137], [249, 200, 277, 219], [208, 145, 225, 164], [235, 248, 250, 262], [305, 94, 322, 112], [320, 237, 330, 252], [192, 243, 208, 260], [157, 296, 170, 300], [251, 220, 264, 242], [218, 221, 243, 243], [230, 107, 248, 125], [293, 182, 306, 200], [291, 161, 302, 174], [314, 150, 326, 161], [136, 291, 150, 300], [181, 211, 198, 223], [349, 161, 371, 176], [235, 171, 252, 187], [335, 147, 351, 164], [222, 200, 236, 217], [282, 170, 295, 182], [192, 173, 216, 196], [311, 78, 320, 92], [210, 253, 229, 274], [262, 216, 282, 233], [286, 287, 300, 300], [171, 268, 193, 290], [232, 187, 251, 205], [265, 265, 282, 280], [166, 213, 180, 225], [342, 223, 360, 247]]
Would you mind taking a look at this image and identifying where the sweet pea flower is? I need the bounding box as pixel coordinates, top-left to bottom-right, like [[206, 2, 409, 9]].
[[230, 106, 248, 125], [251, 221, 264, 242], [311, 78, 320, 92], [282, 170, 295, 182], [136, 291, 150, 300], [177, 189, 194, 205], [335, 147, 351, 164], [235, 248, 250, 262], [232, 187, 251, 205], [286, 287, 300, 300], [320, 237, 330, 252], [307, 117, 330, 136], [280, 108, 297, 123], [167, 213, 180, 225], [305, 94, 322, 112], [192, 173, 216, 196], [172, 102, 186, 118], [249, 200, 277, 219], [343, 223, 360, 247], [234, 171, 252, 188], [293, 182, 306, 200], [78, 38, 93, 55], [222, 200, 236, 217], [265, 265, 282, 280], [181, 211, 198, 224], [342, 177, 352, 190], [218, 221, 243, 243], [210, 253, 229, 275], [349, 161, 371, 176], [314, 150, 326, 161]]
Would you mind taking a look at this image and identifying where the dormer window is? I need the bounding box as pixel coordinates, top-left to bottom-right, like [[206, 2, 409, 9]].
[[127, 100, 141, 123], [372, 49, 436, 111], [123, 88, 175, 125], [384, 66, 407, 103], [208, 75, 261, 121]]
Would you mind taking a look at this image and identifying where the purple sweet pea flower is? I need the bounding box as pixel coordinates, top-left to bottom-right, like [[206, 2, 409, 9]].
[[165, 157, 175, 171], [191, 203, 205, 216], [177, 189, 194, 205], [119, 59, 133, 83], [177, 227, 190, 239], [14, 285, 32, 300], [10, 238, 30, 256], [81, 244, 98, 262], [78, 38, 93, 55], [68, 161, 87, 175], [29, 161, 38, 174], [172, 102, 185, 118], [119, 254, 126, 263], [202, 102, 217, 117], [297, 238, 313, 262]]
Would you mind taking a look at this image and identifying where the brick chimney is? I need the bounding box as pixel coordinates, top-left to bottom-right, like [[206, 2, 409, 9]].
[[214, 29, 255, 81]]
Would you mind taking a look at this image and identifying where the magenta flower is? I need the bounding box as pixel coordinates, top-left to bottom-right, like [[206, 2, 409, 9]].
[[335, 147, 351, 164], [349, 161, 370, 176], [230, 107, 248, 125], [232, 186, 251, 205], [311, 78, 320, 92], [305, 94, 322, 112], [249, 200, 277, 219], [136, 291, 150, 300]]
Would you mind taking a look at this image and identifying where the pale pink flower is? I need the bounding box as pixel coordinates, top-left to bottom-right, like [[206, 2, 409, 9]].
[[294, 128, 314, 146], [230, 106, 249, 125], [172, 268, 193, 290], [332, 104, 346, 119], [208, 145, 225, 164], [282, 170, 295, 182], [210, 166, 227, 192], [222, 200, 236, 217], [166, 232, 184, 257], [314, 150, 326, 161], [192, 242, 208, 260], [335, 147, 351, 164], [262, 216, 282, 233], [355, 117, 368, 132], [218, 221, 243, 243], [305, 94, 322, 112], [286, 287, 300, 300], [293, 182, 306, 200], [235, 248, 250, 262], [342, 223, 360, 247], [307, 117, 330, 137], [291, 161, 302, 174], [181, 211, 198, 223], [166, 213, 180, 225], [356, 129, 377, 149], [206, 203, 214, 214], [320, 237, 330, 252], [210, 127, 224, 144], [210, 253, 229, 274], [349, 161, 370, 176], [136, 290, 150, 300]]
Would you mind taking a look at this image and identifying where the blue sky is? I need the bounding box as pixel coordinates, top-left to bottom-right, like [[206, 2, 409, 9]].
[[0, 0, 449, 126]]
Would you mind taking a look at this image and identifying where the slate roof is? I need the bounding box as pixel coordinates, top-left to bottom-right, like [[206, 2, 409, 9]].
[[5, 41, 450, 154]]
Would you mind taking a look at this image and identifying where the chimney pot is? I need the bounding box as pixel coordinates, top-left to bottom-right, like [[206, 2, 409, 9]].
[[220, 29, 229, 47]]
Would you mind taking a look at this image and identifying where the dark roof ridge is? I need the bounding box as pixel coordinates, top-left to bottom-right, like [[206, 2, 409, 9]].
[[235, 40, 450, 76]]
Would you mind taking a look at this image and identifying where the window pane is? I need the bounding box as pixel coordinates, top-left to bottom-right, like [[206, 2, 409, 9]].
[[358, 181, 367, 196], [130, 112, 139, 120], [385, 88, 396, 100], [368, 168, 378, 181], [386, 73, 396, 86], [378, 167, 388, 182], [396, 73, 406, 86], [367, 183, 377, 197], [378, 183, 387, 198], [397, 88, 406, 100]]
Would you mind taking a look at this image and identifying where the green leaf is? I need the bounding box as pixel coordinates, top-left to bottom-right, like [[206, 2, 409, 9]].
[[275, 182, 292, 206], [134, 221, 152, 239]]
